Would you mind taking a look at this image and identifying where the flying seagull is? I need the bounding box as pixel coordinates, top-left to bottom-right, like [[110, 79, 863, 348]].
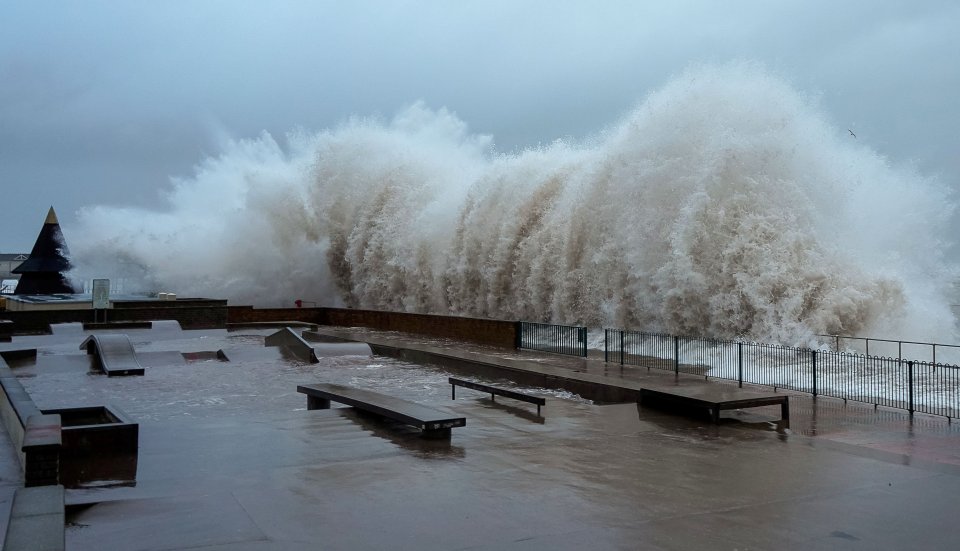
[[848, 129, 857, 139]]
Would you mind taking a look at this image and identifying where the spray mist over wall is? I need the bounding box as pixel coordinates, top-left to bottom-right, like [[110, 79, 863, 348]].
[[71, 64, 958, 346]]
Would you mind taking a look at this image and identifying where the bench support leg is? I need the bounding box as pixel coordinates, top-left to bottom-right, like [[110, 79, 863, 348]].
[[307, 396, 331, 410], [422, 428, 451, 440], [781, 399, 790, 428], [712, 406, 721, 424]]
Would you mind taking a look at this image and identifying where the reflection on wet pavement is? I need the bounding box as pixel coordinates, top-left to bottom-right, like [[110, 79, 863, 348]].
[[1, 325, 959, 550]]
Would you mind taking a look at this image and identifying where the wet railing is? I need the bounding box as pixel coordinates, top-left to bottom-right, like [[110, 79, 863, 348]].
[[604, 329, 960, 419], [517, 322, 588, 357], [818, 334, 960, 365]]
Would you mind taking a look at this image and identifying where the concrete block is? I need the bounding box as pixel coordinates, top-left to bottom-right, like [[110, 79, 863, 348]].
[[3, 485, 64, 551]]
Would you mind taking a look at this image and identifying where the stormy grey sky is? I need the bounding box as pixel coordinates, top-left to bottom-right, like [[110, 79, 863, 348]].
[[1, 1, 958, 252]]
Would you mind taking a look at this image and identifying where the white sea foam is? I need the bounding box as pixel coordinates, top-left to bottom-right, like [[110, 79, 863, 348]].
[[70, 63, 958, 345]]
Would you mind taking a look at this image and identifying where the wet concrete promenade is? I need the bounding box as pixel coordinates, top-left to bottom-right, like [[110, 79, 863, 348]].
[[315, 326, 960, 469], [2, 326, 960, 550]]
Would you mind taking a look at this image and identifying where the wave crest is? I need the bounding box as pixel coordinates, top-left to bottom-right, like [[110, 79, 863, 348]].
[[72, 63, 957, 345]]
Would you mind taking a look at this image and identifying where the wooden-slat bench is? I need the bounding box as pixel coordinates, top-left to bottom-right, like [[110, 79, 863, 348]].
[[449, 377, 545, 416], [297, 383, 466, 439], [639, 385, 789, 426]]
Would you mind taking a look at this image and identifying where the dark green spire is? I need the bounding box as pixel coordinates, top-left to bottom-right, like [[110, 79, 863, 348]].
[[13, 206, 79, 294]]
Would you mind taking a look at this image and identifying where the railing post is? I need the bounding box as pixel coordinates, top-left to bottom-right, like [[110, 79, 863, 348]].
[[581, 327, 587, 357], [738, 342, 743, 388], [674, 336, 680, 376], [604, 329, 609, 363], [908, 360, 915, 416], [811, 350, 818, 397], [835, 335, 840, 352], [619, 330, 624, 365], [515, 321, 522, 350]]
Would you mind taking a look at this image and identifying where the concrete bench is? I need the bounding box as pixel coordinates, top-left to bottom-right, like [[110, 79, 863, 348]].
[[449, 377, 545, 416], [639, 385, 789, 426], [297, 383, 465, 439]]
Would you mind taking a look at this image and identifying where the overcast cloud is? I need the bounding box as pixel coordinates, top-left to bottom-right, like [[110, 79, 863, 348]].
[[2, 1, 958, 252]]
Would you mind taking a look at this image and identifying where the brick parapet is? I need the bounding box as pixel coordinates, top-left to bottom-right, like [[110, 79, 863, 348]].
[[228, 306, 517, 348]]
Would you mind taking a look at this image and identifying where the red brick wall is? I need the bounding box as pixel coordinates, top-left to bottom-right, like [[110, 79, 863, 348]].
[[106, 305, 227, 329], [227, 306, 326, 324], [317, 308, 517, 348], [0, 310, 93, 333], [2, 299, 228, 332], [226, 306, 518, 349], [3, 302, 517, 347]]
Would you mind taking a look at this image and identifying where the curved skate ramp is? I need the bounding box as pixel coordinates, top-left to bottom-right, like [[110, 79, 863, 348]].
[[264, 327, 319, 363], [312, 342, 372, 357], [80, 334, 145, 376], [150, 320, 183, 333], [51, 322, 84, 335], [264, 327, 372, 363]]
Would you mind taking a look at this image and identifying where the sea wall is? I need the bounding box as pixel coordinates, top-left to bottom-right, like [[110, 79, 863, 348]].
[[228, 306, 517, 348]]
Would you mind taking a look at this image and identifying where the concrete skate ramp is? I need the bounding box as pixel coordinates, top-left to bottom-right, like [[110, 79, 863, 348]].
[[265, 328, 372, 362], [301, 329, 372, 356], [150, 320, 183, 333], [264, 327, 319, 363], [51, 322, 84, 335], [312, 342, 372, 357], [80, 334, 145, 376]]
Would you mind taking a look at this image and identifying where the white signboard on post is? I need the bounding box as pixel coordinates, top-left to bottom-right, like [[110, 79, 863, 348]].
[[92, 279, 111, 309]]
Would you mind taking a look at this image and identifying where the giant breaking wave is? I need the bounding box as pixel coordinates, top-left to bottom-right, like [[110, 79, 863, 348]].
[[71, 64, 958, 345]]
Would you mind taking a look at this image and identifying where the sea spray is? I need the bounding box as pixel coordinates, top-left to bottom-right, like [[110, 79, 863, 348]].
[[70, 63, 958, 345]]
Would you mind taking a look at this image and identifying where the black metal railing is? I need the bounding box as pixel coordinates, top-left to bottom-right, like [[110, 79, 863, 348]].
[[517, 322, 588, 357], [605, 329, 960, 419], [818, 333, 960, 365]]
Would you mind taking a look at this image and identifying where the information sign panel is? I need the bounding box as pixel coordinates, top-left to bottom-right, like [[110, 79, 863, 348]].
[[92, 279, 111, 309]]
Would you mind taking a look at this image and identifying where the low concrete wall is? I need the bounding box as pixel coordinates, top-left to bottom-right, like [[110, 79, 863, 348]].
[[0, 363, 138, 488], [3, 485, 65, 551], [0, 360, 40, 470], [0, 362, 60, 486], [42, 405, 138, 488]]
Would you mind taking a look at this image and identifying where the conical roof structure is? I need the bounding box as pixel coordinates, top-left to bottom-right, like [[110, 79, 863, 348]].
[[13, 207, 80, 294]]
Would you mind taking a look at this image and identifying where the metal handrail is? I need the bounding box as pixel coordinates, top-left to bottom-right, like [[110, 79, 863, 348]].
[[517, 321, 588, 358], [604, 328, 960, 419]]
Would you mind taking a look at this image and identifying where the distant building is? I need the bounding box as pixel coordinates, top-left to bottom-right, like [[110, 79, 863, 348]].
[[0, 254, 27, 294], [12, 206, 80, 295], [0, 253, 28, 279]]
